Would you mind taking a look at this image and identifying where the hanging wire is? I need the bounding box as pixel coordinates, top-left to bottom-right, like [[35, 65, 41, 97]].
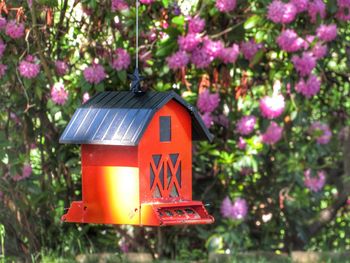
[[129, 0, 144, 94], [136, 0, 139, 69]]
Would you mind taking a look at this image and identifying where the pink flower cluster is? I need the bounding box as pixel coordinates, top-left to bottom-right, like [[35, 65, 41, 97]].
[[316, 24, 337, 42], [216, 0, 237, 12], [188, 17, 205, 34], [295, 74, 321, 98], [292, 52, 316, 77], [83, 63, 106, 84], [51, 82, 69, 105], [304, 169, 326, 192], [13, 164, 32, 182], [197, 89, 220, 113], [238, 137, 247, 150], [311, 43, 328, 59], [236, 115, 256, 135], [336, 0, 350, 20], [5, 20, 25, 39], [267, 0, 297, 24], [261, 122, 283, 145], [308, 0, 326, 23], [18, 55, 41, 79], [309, 121, 332, 144], [291, 0, 309, 12], [166, 51, 189, 69], [221, 197, 248, 220], [178, 33, 202, 52], [168, 14, 243, 69], [0, 16, 6, 30], [111, 0, 128, 11], [197, 89, 220, 128], [111, 48, 131, 70], [241, 39, 262, 61], [55, 60, 68, 76], [219, 44, 240, 64], [277, 29, 304, 52], [259, 94, 285, 119], [140, 0, 153, 4]]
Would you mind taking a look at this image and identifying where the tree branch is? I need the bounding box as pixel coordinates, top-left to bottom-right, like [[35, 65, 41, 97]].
[[29, 1, 54, 86]]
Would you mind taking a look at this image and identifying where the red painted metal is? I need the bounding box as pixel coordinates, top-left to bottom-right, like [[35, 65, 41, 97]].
[[62, 100, 214, 226]]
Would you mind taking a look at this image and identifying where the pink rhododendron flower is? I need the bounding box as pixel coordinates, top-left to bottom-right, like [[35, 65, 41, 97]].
[[336, 0, 350, 20], [277, 29, 304, 52], [201, 112, 213, 128], [14, 163, 33, 181], [219, 44, 240, 64], [316, 24, 337, 42], [51, 82, 69, 105], [83, 92, 90, 103], [140, 0, 153, 4], [0, 39, 6, 59], [178, 33, 201, 52], [295, 74, 321, 98], [291, 0, 309, 12], [311, 42, 328, 59], [292, 52, 316, 77], [167, 51, 189, 70], [0, 63, 7, 78], [111, 48, 131, 70], [304, 169, 326, 192], [214, 114, 230, 128], [267, 0, 286, 23], [236, 115, 256, 135], [203, 38, 224, 59], [22, 164, 32, 179], [267, 0, 297, 24], [216, 0, 237, 12], [55, 60, 68, 76], [308, 0, 326, 23], [241, 39, 262, 61], [83, 63, 106, 84], [0, 16, 6, 30], [238, 137, 247, 150], [282, 3, 297, 23], [310, 122, 332, 144], [197, 89, 220, 113], [18, 55, 41, 79], [191, 47, 213, 68], [5, 20, 25, 39], [302, 35, 316, 49], [111, 0, 128, 11], [188, 16, 205, 33], [221, 197, 248, 220], [261, 122, 283, 145], [259, 94, 285, 119]]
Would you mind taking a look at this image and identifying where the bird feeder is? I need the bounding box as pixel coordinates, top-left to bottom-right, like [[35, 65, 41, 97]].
[[59, 91, 215, 226]]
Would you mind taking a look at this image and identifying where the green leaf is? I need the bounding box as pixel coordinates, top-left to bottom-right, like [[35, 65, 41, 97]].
[[171, 16, 185, 26], [244, 15, 261, 30], [155, 40, 177, 57], [117, 70, 127, 83], [162, 0, 169, 8], [250, 49, 264, 67]]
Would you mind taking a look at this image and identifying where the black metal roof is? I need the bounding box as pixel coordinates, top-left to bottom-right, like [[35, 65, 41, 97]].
[[59, 91, 213, 146]]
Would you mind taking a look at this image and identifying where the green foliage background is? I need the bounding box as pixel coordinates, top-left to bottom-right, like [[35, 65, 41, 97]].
[[0, 0, 350, 260]]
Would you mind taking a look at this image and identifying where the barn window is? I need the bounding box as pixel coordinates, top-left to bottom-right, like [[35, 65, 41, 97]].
[[159, 116, 171, 142]]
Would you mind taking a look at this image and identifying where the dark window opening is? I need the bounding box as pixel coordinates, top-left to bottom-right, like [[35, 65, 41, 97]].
[[160, 116, 171, 142]]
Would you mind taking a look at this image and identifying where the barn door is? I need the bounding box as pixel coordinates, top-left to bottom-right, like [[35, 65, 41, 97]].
[[149, 153, 182, 199]]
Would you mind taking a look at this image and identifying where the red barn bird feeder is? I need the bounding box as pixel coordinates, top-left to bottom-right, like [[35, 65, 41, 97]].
[[59, 91, 215, 226]]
